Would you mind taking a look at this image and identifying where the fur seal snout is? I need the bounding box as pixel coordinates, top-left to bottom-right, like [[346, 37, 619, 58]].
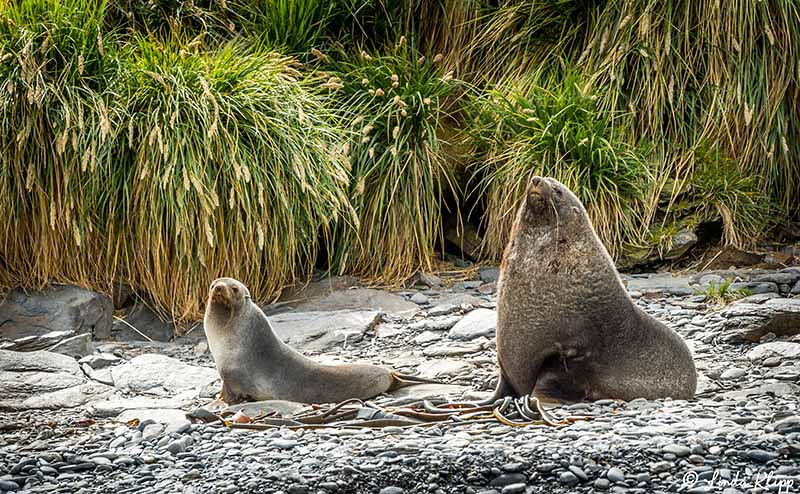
[[203, 278, 429, 405], [493, 176, 697, 403]]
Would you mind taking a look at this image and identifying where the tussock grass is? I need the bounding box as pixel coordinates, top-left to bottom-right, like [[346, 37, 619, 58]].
[[0, 0, 797, 323], [0, 0, 123, 291], [0, 1, 352, 321], [123, 39, 353, 319], [467, 70, 648, 260], [697, 279, 752, 307], [319, 40, 460, 281], [573, 0, 799, 222]]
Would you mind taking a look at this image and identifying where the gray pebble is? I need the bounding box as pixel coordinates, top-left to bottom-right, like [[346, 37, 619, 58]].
[[662, 444, 690, 457], [559, 471, 578, 485], [607, 467, 625, 482], [500, 484, 526, 494], [410, 293, 429, 305], [379, 488, 403, 494], [746, 449, 778, 462]]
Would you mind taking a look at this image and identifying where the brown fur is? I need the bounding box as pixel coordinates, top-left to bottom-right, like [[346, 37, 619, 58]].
[[491, 177, 697, 403], [204, 278, 422, 405]]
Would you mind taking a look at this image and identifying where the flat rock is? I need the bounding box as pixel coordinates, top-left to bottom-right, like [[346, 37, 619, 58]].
[[267, 310, 381, 353], [416, 359, 474, 378], [0, 350, 86, 409], [422, 342, 483, 357], [721, 382, 800, 400], [448, 308, 496, 341], [110, 354, 219, 396], [624, 274, 694, 296], [720, 298, 800, 342], [21, 382, 113, 409], [0, 349, 81, 373], [48, 333, 95, 358], [116, 408, 189, 426], [412, 331, 442, 345], [0, 285, 112, 341], [88, 393, 200, 417], [79, 353, 122, 369], [728, 281, 779, 294], [291, 288, 418, 316], [431, 293, 485, 309], [746, 341, 800, 360]]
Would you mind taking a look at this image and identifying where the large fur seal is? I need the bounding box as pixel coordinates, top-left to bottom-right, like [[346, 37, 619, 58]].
[[492, 176, 696, 403], [204, 277, 428, 405]]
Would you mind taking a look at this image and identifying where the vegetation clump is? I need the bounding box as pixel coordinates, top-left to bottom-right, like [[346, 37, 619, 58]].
[[0, 0, 796, 324]]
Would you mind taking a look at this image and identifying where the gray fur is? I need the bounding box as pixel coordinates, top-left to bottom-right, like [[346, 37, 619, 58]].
[[204, 278, 394, 404], [493, 177, 697, 402]]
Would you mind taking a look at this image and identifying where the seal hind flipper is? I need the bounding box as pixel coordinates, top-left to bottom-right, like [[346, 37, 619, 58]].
[[387, 372, 443, 391]]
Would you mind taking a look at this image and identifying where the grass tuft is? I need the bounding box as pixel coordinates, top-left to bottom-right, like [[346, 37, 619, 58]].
[[319, 40, 460, 281], [466, 69, 648, 260]]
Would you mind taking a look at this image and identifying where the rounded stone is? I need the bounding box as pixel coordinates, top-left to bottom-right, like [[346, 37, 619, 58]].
[[501, 484, 526, 494], [662, 444, 691, 457], [594, 478, 610, 490], [607, 467, 625, 483], [379, 488, 404, 494], [559, 471, 579, 485]]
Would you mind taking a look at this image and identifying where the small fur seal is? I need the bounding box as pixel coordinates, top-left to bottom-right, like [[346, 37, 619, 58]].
[[204, 277, 429, 405], [492, 177, 697, 402]]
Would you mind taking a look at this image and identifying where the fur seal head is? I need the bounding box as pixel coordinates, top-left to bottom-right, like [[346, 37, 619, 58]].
[[207, 277, 251, 317], [519, 176, 588, 234]]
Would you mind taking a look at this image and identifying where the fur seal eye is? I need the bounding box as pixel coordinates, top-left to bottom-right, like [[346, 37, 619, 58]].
[[231, 286, 239, 294]]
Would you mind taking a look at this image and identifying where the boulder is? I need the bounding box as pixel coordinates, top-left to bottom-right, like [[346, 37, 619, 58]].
[[112, 304, 174, 342], [0, 285, 112, 341], [448, 308, 497, 341], [0, 349, 112, 410], [430, 293, 486, 311], [720, 298, 800, 342], [110, 353, 219, 396], [267, 310, 381, 353], [661, 229, 698, 260], [479, 267, 500, 283]]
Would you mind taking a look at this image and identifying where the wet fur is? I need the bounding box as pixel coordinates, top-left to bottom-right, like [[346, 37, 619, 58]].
[[493, 178, 697, 403], [204, 278, 399, 404]]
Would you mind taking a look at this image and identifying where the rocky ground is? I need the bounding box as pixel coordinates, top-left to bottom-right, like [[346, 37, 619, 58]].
[[1, 266, 799, 493]]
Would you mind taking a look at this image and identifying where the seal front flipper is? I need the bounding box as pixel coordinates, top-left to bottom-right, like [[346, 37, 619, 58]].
[[532, 353, 593, 404]]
